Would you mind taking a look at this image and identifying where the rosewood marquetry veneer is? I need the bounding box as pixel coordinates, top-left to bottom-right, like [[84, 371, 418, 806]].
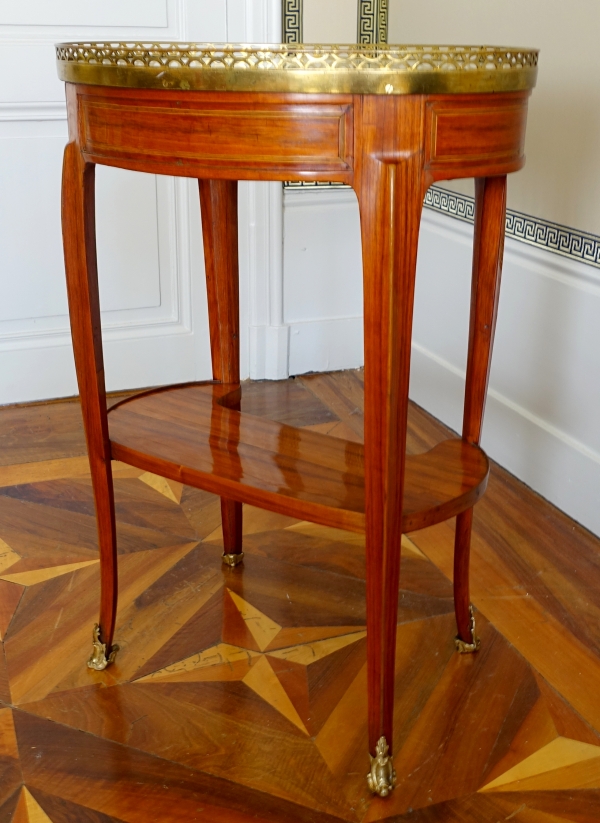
[[56, 42, 538, 797]]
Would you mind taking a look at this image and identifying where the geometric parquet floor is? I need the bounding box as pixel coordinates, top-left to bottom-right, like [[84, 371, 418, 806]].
[[1, 370, 600, 822]]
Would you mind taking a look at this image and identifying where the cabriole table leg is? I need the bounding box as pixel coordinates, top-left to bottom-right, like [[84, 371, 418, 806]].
[[454, 175, 508, 652], [62, 140, 119, 670]]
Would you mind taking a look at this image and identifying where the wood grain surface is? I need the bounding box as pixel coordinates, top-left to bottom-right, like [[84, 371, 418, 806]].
[[107, 383, 489, 533], [198, 178, 243, 560], [0, 373, 599, 821], [59, 80, 533, 787]]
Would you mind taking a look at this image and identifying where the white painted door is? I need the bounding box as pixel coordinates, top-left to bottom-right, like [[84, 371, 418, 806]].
[[0, 0, 284, 404]]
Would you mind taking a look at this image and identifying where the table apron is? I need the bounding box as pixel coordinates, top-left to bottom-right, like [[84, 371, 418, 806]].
[[72, 86, 529, 181], [77, 91, 354, 178]]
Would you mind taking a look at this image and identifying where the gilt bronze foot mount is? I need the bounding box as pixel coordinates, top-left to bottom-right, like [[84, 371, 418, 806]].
[[455, 605, 481, 654], [367, 736, 396, 796], [87, 623, 120, 671], [222, 551, 244, 567]]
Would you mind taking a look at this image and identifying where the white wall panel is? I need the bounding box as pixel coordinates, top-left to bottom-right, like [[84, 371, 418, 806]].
[[0, 132, 67, 323], [284, 189, 363, 375], [0, 0, 289, 403], [284, 188, 362, 323], [412, 211, 600, 459], [289, 317, 363, 375], [1, 0, 168, 28], [0, 0, 221, 403], [0, 140, 166, 326], [0, 44, 65, 103], [186, 0, 227, 41], [0, 126, 182, 335], [95, 167, 161, 313]]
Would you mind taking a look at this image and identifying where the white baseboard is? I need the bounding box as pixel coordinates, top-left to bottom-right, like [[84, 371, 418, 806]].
[[289, 317, 363, 375], [410, 208, 600, 538], [0, 331, 198, 405], [410, 341, 600, 538], [285, 309, 600, 539], [249, 324, 289, 380]]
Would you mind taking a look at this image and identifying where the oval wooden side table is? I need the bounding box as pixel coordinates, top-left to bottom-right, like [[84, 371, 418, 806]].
[[56, 42, 538, 797]]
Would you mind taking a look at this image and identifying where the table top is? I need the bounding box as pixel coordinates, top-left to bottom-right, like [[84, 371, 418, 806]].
[[56, 42, 538, 96]]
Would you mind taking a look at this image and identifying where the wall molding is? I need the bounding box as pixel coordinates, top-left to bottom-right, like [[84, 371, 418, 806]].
[[0, 102, 66, 121], [424, 185, 600, 270], [231, 0, 287, 380], [285, 182, 600, 271], [289, 317, 363, 375], [410, 339, 600, 538], [410, 206, 600, 537]]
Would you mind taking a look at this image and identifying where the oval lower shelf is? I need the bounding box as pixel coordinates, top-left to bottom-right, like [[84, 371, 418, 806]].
[[108, 383, 489, 534]]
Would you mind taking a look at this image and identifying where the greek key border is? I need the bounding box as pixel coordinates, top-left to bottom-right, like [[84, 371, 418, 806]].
[[424, 186, 600, 269], [283, 0, 303, 44], [282, 0, 388, 45], [285, 183, 600, 269], [357, 0, 388, 44]]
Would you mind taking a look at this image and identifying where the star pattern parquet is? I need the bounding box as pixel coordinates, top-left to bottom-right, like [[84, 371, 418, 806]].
[[0, 373, 600, 822]]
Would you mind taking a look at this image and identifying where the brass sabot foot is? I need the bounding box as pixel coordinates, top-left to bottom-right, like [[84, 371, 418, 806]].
[[87, 623, 119, 671], [367, 736, 396, 797], [455, 605, 481, 654], [222, 551, 244, 567]]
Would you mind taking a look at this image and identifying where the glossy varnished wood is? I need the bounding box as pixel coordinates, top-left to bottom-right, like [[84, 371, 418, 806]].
[[1, 376, 599, 822], [73, 84, 527, 183], [107, 383, 489, 532], [78, 86, 355, 182], [354, 94, 428, 750], [62, 88, 118, 655], [198, 178, 243, 559], [60, 79, 531, 775], [424, 92, 529, 181], [454, 176, 508, 644]]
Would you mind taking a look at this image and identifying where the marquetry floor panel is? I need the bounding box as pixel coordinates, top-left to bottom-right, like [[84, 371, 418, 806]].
[[1, 372, 600, 822]]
